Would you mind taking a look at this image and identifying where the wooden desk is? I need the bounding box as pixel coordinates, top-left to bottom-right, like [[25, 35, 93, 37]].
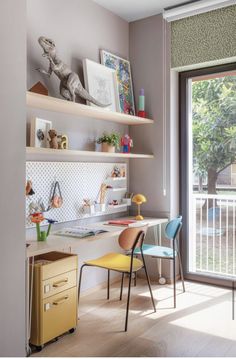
[[26, 217, 168, 258], [25, 217, 168, 355]]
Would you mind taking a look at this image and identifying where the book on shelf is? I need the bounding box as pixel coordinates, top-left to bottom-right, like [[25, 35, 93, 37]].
[[54, 226, 108, 238]]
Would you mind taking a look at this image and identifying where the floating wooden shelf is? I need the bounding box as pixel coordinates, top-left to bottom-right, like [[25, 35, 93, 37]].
[[27, 92, 154, 125], [26, 147, 154, 160], [106, 177, 127, 181], [107, 187, 127, 192], [108, 204, 129, 209]]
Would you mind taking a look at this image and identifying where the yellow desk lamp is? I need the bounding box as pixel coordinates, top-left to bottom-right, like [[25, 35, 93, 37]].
[[132, 194, 147, 220]]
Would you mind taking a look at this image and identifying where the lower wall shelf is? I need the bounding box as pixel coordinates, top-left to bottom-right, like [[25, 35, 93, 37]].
[[26, 147, 154, 160]]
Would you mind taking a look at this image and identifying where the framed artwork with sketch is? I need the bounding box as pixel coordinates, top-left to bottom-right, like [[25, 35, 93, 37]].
[[100, 50, 135, 115], [82, 58, 120, 112]]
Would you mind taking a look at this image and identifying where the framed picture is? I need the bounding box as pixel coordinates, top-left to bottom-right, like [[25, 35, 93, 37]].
[[30, 118, 52, 148], [100, 50, 135, 115], [82, 59, 120, 112]]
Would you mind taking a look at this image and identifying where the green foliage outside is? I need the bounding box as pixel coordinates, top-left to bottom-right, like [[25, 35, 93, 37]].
[[192, 75, 236, 194]]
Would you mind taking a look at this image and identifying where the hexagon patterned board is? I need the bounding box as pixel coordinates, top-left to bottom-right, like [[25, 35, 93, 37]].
[[26, 161, 128, 228]]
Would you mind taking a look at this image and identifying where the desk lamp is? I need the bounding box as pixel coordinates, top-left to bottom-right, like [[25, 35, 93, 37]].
[[132, 194, 147, 220]]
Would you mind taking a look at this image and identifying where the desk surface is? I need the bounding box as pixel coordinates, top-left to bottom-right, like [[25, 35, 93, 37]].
[[26, 217, 168, 258]]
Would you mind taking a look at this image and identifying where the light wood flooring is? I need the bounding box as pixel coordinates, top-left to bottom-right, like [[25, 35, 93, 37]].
[[33, 279, 236, 357]]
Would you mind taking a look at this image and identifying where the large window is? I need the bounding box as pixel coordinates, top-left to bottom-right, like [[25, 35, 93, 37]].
[[180, 64, 236, 284]]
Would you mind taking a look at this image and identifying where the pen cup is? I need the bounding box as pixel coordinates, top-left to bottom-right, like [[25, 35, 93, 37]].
[[122, 198, 132, 206]]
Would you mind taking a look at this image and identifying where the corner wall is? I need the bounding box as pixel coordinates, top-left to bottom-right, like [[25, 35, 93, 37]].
[[129, 15, 172, 219], [0, 0, 26, 356]]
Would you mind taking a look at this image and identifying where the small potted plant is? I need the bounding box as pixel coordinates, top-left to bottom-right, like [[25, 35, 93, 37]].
[[97, 132, 120, 153]]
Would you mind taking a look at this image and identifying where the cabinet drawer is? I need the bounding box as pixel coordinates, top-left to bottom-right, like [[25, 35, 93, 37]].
[[30, 286, 78, 346], [42, 270, 77, 299], [33, 251, 78, 280]]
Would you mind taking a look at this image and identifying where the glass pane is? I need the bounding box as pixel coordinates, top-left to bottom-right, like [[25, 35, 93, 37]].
[[189, 71, 236, 278]]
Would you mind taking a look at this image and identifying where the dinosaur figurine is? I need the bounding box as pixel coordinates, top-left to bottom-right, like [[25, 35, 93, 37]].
[[37, 36, 109, 107]]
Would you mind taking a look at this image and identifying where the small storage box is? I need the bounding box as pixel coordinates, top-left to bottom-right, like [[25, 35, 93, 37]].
[[30, 251, 78, 350]]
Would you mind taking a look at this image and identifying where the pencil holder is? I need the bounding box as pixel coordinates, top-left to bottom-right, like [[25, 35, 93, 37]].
[[122, 198, 132, 206], [95, 203, 106, 212]]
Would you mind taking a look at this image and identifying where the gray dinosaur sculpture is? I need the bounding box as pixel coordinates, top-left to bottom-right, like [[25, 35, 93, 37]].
[[37, 36, 109, 106]]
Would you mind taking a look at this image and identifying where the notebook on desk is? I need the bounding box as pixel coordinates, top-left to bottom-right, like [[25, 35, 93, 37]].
[[105, 220, 146, 227], [54, 227, 108, 239]]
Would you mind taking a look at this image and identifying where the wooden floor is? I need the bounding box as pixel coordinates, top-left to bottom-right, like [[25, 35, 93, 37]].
[[33, 279, 236, 357]]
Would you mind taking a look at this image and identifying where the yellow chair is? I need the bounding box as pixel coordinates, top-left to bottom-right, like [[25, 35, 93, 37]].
[[78, 226, 156, 331]]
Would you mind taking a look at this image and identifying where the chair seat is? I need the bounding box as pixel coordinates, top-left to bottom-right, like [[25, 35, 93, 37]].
[[84, 252, 143, 272], [134, 244, 177, 258]]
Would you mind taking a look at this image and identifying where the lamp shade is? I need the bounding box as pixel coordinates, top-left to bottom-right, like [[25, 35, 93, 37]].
[[132, 194, 147, 205]]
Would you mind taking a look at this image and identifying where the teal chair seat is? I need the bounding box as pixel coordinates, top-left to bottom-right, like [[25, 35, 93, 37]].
[[134, 244, 177, 259], [134, 215, 185, 308]]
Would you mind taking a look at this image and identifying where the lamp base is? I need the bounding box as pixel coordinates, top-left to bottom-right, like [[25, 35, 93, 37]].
[[135, 215, 144, 221]]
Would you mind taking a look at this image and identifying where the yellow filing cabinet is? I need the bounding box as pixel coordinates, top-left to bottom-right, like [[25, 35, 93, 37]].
[[30, 251, 78, 350]]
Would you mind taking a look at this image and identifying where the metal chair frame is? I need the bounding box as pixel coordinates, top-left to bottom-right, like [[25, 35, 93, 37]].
[[78, 229, 156, 332], [133, 218, 185, 308]]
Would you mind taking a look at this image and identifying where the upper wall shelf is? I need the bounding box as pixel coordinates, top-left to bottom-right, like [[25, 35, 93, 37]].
[[26, 92, 154, 125], [26, 147, 154, 160]]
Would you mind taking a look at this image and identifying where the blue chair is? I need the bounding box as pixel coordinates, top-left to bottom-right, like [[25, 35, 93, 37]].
[[134, 216, 185, 307]]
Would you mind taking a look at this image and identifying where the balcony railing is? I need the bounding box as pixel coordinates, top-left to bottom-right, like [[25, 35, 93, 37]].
[[190, 194, 236, 277]]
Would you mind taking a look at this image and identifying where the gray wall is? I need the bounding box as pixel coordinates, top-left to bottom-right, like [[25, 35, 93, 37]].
[[129, 15, 171, 219], [129, 15, 179, 280], [27, 0, 129, 151], [26, 0, 131, 292], [26, 0, 130, 239], [0, 0, 26, 356]]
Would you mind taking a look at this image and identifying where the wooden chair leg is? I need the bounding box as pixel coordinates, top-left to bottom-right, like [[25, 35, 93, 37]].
[[125, 272, 132, 332], [107, 269, 110, 300], [120, 272, 124, 301]]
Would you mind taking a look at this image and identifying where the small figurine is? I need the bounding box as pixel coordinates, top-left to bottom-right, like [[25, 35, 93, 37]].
[[121, 134, 133, 153], [120, 167, 126, 177], [48, 129, 59, 149], [110, 200, 118, 206], [111, 166, 121, 178], [58, 134, 69, 150]]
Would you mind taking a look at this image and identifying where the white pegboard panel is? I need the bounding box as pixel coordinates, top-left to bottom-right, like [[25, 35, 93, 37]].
[[26, 161, 128, 228]]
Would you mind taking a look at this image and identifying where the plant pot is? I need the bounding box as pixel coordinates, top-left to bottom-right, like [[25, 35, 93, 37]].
[[101, 143, 115, 153]]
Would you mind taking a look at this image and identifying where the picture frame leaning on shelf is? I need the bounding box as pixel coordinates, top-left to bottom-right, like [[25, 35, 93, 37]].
[[83, 58, 120, 112], [100, 50, 136, 116]]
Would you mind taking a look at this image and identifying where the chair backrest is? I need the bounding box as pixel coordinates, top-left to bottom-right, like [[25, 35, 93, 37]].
[[165, 215, 182, 241], [118, 225, 148, 251]]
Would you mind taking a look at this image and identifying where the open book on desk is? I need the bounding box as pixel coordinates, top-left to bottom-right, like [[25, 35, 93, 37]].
[[54, 227, 108, 239]]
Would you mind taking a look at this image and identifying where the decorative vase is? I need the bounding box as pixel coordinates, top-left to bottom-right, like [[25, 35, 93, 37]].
[[101, 143, 115, 153]]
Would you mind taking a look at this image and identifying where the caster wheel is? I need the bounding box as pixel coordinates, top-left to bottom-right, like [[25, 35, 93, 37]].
[[159, 277, 166, 285], [26, 347, 32, 357], [69, 328, 76, 334], [35, 345, 44, 352]]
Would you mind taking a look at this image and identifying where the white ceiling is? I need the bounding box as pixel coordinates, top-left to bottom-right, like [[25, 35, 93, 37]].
[[93, 0, 194, 22]]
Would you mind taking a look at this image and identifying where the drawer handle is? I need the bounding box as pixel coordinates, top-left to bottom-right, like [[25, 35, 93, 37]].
[[53, 279, 68, 288], [53, 295, 69, 306]]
